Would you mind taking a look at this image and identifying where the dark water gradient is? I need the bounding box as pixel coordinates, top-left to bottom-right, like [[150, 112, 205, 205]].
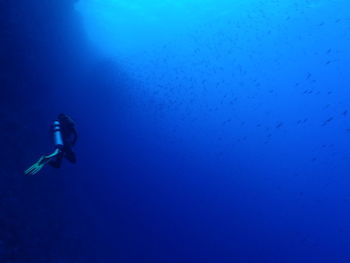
[[1, 0, 350, 262]]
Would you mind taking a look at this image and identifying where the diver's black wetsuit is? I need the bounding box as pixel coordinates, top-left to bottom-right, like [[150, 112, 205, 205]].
[[49, 114, 78, 168]]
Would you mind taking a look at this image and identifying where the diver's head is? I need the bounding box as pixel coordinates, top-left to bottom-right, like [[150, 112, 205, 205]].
[[58, 113, 75, 125], [58, 113, 69, 121]]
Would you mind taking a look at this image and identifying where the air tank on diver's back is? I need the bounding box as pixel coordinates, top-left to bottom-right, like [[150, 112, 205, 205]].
[[53, 120, 64, 149]]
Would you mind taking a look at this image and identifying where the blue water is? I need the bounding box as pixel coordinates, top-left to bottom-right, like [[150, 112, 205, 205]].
[[2, 0, 350, 262], [70, 1, 350, 262]]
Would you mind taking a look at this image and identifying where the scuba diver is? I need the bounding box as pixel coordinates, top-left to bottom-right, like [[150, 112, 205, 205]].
[[25, 113, 78, 175]]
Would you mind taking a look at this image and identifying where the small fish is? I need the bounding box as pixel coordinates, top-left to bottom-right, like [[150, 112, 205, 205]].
[[276, 122, 283, 128], [322, 117, 334, 126]]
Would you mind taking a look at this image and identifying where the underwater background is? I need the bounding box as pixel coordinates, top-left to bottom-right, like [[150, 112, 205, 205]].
[[1, 0, 350, 262]]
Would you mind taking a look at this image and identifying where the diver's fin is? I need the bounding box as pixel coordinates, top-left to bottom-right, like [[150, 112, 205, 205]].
[[24, 149, 62, 175], [25, 155, 50, 175], [25, 156, 46, 175]]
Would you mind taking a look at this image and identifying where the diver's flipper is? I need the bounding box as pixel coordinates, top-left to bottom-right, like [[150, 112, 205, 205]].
[[24, 150, 61, 175], [24, 156, 50, 175]]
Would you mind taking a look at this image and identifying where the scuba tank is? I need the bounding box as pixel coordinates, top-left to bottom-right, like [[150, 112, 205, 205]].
[[53, 120, 64, 149]]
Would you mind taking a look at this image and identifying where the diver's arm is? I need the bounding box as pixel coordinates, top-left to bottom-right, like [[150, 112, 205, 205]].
[[71, 128, 78, 146]]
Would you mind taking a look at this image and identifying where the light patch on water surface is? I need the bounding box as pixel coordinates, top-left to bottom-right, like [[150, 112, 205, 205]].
[[75, 0, 263, 55], [75, 0, 344, 57]]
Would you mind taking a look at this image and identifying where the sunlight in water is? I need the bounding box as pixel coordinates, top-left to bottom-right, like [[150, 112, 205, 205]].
[[74, 0, 259, 55]]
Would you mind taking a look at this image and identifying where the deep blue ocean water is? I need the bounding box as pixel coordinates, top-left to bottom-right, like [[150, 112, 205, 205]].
[[2, 0, 350, 262]]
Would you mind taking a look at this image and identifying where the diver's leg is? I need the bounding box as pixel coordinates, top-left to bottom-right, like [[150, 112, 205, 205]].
[[48, 152, 64, 168]]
